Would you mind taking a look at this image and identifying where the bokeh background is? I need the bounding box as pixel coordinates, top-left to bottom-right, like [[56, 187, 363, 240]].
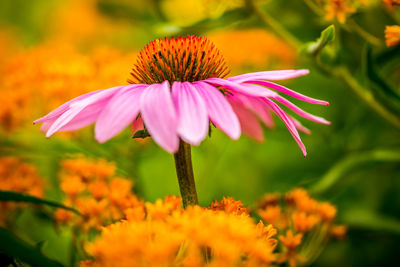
[[1, 0, 399, 266]]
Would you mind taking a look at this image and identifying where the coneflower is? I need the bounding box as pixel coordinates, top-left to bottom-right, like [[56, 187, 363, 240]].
[[34, 36, 329, 207]]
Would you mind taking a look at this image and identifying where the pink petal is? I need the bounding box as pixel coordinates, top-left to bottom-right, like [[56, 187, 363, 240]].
[[45, 86, 126, 137], [272, 95, 330, 125], [263, 98, 307, 156], [95, 85, 147, 143], [227, 69, 310, 83], [192, 81, 240, 139], [34, 89, 101, 124], [172, 82, 208, 145], [248, 80, 329, 106], [234, 94, 275, 128], [45, 106, 88, 137], [140, 81, 179, 153], [60, 101, 106, 131], [290, 116, 311, 135], [205, 78, 277, 98], [229, 99, 264, 142], [41, 99, 107, 132]]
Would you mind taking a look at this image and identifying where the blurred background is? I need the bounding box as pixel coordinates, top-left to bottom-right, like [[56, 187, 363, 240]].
[[0, 0, 399, 266]]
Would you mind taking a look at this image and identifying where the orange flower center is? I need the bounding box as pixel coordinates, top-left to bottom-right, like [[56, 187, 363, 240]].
[[129, 36, 229, 84]]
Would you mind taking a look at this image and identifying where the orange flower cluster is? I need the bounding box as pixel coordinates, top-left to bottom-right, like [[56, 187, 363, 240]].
[[207, 29, 296, 72], [0, 43, 137, 133], [209, 196, 249, 215], [0, 156, 44, 226], [257, 188, 346, 267], [54, 155, 141, 232], [310, 0, 369, 23], [385, 25, 400, 47], [383, 0, 400, 8], [82, 196, 278, 267]]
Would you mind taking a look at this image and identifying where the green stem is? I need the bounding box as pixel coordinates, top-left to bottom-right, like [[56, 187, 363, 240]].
[[244, 0, 302, 48], [303, 0, 324, 15], [310, 149, 400, 194], [174, 140, 198, 207], [335, 67, 400, 128], [347, 20, 383, 47]]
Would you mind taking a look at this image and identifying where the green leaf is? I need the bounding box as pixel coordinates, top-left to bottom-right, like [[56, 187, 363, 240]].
[[302, 25, 335, 56], [0, 191, 80, 215], [363, 44, 400, 102], [310, 150, 400, 194], [342, 209, 400, 235], [0, 227, 62, 267], [176, 8, 250, 35]]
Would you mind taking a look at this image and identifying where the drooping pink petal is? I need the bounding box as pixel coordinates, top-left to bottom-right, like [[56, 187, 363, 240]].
[[44, 86, 127, 137], [172, 82, 208, 145], [34, 86, 124, 124], [229, 99, 264, 142], [34, 89, 102, 124], [248, 80, 329, 105], [95, 85, 147, 143], [272, 95, 330, 125], [41, 98, 108, 132], [227, 69, 310, 83], [192, 81, 241, 139], [140, 81, 179, 153], [263, 98, 307, 156], [290, 116, 311, 135], [234, 94, 275, 128], [205, 78, 277, 98], [45, 106, 88, 137], [59, 100, 107, 131]]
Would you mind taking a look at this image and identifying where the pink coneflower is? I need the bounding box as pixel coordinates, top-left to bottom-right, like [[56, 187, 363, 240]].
[[34, 36, 329, 156]]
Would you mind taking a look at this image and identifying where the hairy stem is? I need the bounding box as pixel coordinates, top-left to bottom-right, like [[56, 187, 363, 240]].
[[174, 140, 198, 207]]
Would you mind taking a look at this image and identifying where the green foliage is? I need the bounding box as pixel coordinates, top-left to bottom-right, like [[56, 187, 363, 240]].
[[0, 227, 62, 267], [302, 25, 335, 56], [0, 191, 80, 214]]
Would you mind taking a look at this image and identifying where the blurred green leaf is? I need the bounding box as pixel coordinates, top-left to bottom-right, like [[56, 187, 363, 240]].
[[0, 191, 80, 215], [0, 227, 62, 267], [310, 150, 400, 194], [363, 45, 400, 102], [343, 209, 400, 235], [176, 8, 250, 35], [302, 25, 335, 56]]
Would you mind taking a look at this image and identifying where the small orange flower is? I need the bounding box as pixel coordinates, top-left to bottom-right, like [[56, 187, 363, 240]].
[[385, 25, 400, 47], [60, 175, 86, 198], [257, 193, 281, 209], [329, 224, 347, 239], [145, 196, 182, 220], [54, 208, 74, 223], [292, 211, 320, 232], [383, 0, 400, 8], [324, 0, 355, 23], [209, 197, 249, 215], [316, 202, 337, 221], [87, 180, 109, 200], [258, 205, 282, 226], [279, 230, 303, 250]]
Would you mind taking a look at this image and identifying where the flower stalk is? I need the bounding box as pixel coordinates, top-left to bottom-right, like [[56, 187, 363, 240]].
[[174, 140, 198, 207]]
